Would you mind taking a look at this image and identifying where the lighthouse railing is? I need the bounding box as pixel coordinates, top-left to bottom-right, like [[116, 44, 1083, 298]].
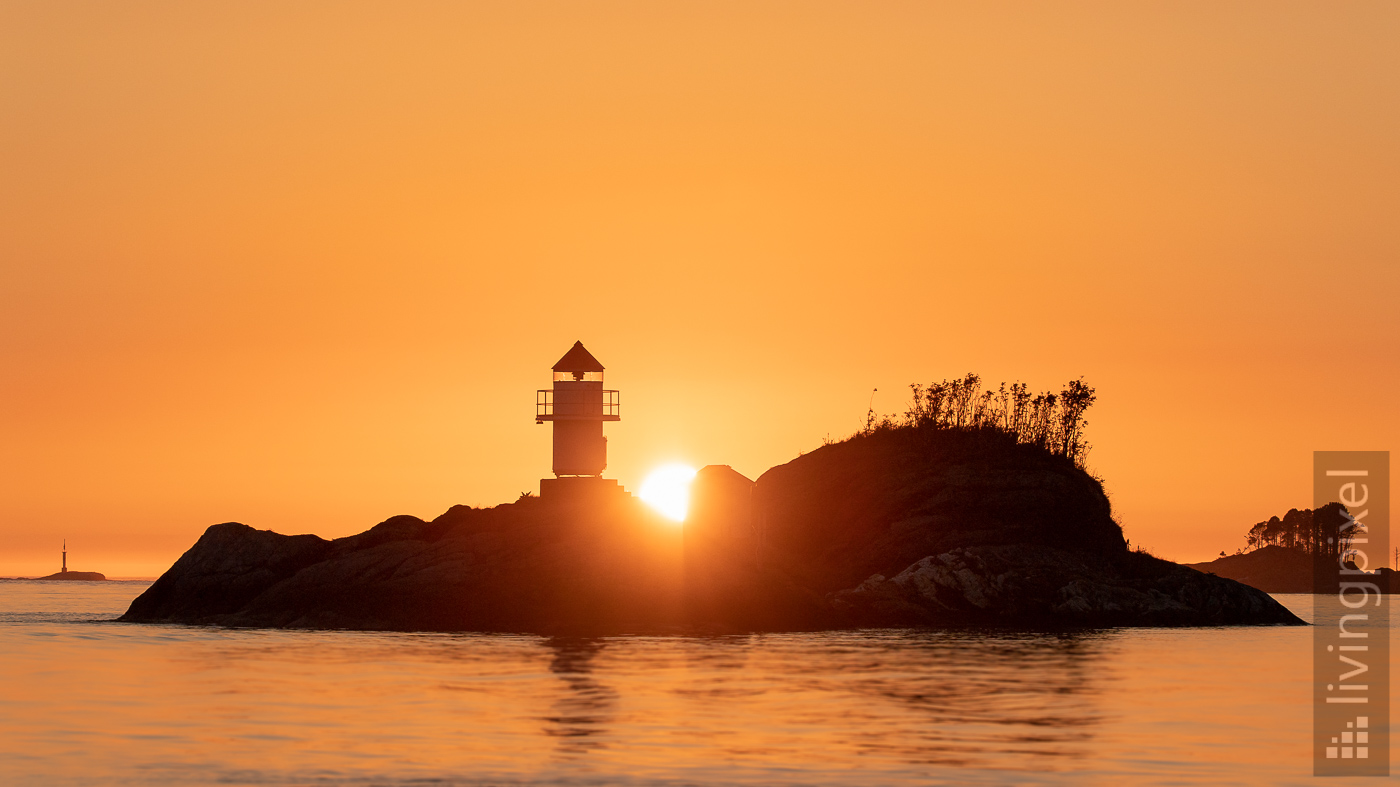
[[536, 389, 620, 419]]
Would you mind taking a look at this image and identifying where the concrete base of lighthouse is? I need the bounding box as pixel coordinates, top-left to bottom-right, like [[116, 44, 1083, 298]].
[[539, 476, 631, 506]]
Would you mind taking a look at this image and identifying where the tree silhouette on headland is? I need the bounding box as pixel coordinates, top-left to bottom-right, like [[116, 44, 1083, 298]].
[[1241, 502, 1354, 561]]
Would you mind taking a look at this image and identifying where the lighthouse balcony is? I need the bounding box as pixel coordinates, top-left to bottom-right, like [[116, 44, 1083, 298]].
[[536, 389, 621, 421]]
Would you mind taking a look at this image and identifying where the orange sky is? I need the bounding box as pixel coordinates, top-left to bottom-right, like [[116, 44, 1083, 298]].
[[2, 2, 1397, 577]]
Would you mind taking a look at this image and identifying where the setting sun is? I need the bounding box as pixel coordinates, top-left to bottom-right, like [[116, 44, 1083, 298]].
[[638, 464, 698, 523]]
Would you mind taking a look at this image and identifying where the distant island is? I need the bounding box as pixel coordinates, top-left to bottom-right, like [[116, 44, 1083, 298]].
[[121, 374, 1303, 632], [20, 542, 107, 581], [1187, 503, 1392, 593], [32, 571, 107, 581]]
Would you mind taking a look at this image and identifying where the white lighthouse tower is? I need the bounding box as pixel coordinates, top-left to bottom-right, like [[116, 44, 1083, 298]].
[[535, 341, 623, 501]]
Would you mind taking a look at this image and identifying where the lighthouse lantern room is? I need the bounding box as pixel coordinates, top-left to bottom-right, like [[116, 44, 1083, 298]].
[[536, 341, 620, 478]]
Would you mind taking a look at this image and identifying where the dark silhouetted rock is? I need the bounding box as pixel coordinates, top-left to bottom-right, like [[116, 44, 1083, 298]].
[[753, 426, 1126, 594], [121, 523, 331, 623], [121, 425, 1303, 632], [122, 497, 705, 633], [747, 425, 1299, 627]]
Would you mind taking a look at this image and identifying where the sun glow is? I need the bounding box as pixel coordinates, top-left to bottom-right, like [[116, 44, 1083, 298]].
[[638, 464, 698, 523]]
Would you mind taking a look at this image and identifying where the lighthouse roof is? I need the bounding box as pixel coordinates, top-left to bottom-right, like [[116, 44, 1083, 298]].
[[552, 341, 605, 372]]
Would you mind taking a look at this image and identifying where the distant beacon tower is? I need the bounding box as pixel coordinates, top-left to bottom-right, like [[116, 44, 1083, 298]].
[[536, 341, 620, 477], [61, 540, 67, 574]]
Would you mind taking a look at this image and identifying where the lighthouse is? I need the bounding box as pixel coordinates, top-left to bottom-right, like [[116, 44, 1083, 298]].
[[536, 341, 623, 500]]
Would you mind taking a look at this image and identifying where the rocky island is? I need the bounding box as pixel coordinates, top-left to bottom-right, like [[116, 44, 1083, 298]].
[[121, 406, 1303, 632], [35, 571, 107, 581], [24, 543, 107, 580]]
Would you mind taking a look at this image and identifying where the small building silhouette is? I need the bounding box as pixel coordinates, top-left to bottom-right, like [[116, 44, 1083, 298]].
[[536, 342, 626, 502]]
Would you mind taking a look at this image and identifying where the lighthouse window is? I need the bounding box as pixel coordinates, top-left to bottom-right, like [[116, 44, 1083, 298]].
[[553, 371, 603, 383]]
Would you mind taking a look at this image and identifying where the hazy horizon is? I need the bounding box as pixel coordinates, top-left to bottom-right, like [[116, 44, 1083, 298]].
[[3, 2, 1398, 578]]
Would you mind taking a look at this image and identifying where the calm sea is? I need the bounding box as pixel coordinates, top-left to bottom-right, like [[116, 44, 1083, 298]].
[[0, 581, 1374, 786]]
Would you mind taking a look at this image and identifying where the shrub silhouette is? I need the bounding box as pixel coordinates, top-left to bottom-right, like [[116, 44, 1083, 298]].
[[863, 373, 1097, 469]]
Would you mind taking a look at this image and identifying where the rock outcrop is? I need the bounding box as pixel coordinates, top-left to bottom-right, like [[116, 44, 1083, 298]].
[[122, 424, 1304, 632], [835, 545, 1300, 627]]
